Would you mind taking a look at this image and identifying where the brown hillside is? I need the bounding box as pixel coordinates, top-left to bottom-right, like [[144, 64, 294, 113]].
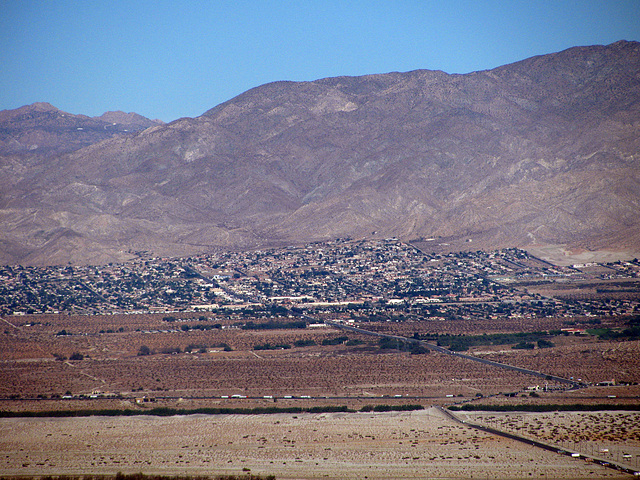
[[1, 41, 639, 265]]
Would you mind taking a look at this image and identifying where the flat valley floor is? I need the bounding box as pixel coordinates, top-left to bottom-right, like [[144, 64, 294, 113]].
[[0, 408, 632, 480]]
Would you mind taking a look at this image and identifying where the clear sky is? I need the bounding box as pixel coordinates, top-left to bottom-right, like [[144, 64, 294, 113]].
[[1, 0, 639, 122]]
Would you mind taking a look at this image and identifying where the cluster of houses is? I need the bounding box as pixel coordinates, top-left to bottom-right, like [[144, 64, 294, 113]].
[[2, 240, 639, 321]]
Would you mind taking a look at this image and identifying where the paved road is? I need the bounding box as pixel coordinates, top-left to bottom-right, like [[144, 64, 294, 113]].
[[325, 320, 583, 387], [441, 406, 639, 477]]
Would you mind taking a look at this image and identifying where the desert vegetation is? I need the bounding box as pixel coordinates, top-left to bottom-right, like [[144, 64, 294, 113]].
[[0, 475, 274, 480], [2, 241, 639, 478], [461, 411, 640, 470], [2, 409, 630, 479]]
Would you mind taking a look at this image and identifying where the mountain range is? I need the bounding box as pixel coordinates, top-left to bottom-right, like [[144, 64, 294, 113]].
[[1, 40, 639, 265]]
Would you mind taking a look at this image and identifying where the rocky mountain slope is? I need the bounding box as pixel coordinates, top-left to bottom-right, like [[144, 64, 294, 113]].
[[0, 102, 161, 158], [1, 41, 639, 265]]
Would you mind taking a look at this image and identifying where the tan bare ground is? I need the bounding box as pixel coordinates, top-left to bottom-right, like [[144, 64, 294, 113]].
[[461, 411, 640, 471], [525, 245, 640, 266], [0, 408, 628, 479]]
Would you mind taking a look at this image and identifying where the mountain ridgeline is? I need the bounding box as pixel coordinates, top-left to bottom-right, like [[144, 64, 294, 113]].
[[1, 41, 639, 265]]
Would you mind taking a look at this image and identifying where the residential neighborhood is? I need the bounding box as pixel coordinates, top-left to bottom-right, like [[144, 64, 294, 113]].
[[1, 239, 638, 323]]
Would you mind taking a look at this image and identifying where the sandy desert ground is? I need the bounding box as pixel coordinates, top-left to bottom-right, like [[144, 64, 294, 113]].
[[2, 312, 639, 406], [0, 408, 632, 480], [2, 312, 639, 479], [460, 411, 640, 469]]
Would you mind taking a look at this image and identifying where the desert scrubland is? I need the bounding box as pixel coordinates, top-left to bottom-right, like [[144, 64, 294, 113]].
[[0, 408, 633, 479], [1, 316, 639, 405], [461, 410, 640, 471], [1, 311, 639, 478]]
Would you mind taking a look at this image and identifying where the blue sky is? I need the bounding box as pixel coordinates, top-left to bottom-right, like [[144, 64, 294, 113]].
[[1, 0, 639, 122]]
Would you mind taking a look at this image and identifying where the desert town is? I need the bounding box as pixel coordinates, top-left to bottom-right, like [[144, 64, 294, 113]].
[[2, 238, 639, 319], [1, 239, 640, 478]]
